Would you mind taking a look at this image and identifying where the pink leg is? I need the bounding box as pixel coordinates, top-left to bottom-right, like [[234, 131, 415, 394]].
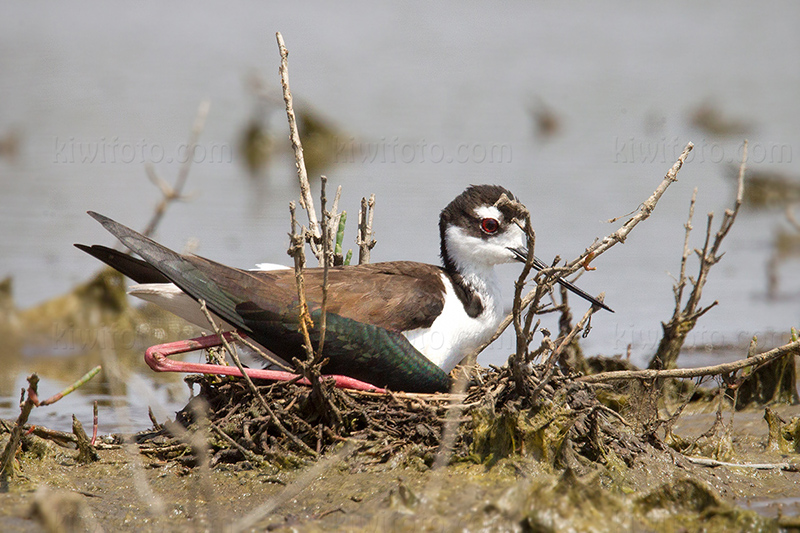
[[144, 333, 386, 393]]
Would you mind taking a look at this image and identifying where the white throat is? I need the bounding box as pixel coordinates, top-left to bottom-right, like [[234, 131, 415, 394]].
[[444, 225, 503, 305], [402, 224, 511, 372]]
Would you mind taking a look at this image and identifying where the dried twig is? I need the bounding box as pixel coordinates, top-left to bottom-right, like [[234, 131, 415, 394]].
[[21, 425, 77, 447], [198, 300, 317, 457], [72, 415, 99, 463], [567, 142, 694, 271], [467, 142, 694, 363], [685, 456, 799, 471], [209, 424, 265, 466], [578, 336, 799, 383], [141, 100, 210, 238], [287, 203, 315, 361], [286, 188, 344, 427], [531, 305, 597, 397], [199, 301, 270, 412], [318, 176, 332, 355], [650, 140, 747, 369], [229, 331, 292, 372], [275, 35, 347, 428], [506, 196, 536, 393], [1, 367, 104, 479], [357, 194, 376, 264], [330, 187, 347, 265], [276, 32, 321, 258], [0, 375, 39, 482]]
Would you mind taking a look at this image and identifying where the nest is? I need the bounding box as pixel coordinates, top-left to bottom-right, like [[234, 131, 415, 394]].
[[138, 362, 652, 472]]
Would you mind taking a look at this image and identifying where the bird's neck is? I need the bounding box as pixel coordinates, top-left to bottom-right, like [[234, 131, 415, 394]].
[[441, 236, 501, 319]]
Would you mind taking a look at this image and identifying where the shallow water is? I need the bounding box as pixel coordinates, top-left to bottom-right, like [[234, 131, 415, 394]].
[[1, 1, 799, 432]]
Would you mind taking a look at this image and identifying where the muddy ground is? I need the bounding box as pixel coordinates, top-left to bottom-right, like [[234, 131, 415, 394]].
[[1, 400, 798, 532]]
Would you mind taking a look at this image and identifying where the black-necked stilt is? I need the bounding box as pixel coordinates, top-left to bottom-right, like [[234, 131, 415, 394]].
[[77, 185, 610, 393]]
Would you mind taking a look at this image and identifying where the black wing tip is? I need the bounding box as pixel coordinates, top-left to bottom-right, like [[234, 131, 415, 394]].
[[74, 242, 111, 255], [74, 242, 111, 262]]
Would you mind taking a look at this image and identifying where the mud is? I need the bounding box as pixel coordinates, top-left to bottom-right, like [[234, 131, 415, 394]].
[[0, 392, 798, 532]]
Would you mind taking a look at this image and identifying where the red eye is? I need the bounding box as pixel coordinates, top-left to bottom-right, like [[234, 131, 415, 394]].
[[480, 218, 499, 234]]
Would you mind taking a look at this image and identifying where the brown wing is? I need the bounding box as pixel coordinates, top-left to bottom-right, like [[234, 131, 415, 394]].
[[248, 261, 447, 332]]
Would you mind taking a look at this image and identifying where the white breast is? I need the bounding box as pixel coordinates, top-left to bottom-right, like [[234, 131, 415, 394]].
[[402, 272, 503, 373]]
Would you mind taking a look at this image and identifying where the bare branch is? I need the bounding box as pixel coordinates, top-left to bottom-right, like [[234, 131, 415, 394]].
[[357, 194, 376, 264], [276, 32, 321, 258], [318, 176, 331, 356], [566, 142, 694, 271], [673, 188, 698, 312], [287, 202, 315, 363], [650, 140, 747, 369], [0, 375, 39, 480], [466, 143, 694, 363], [580, 337, 799, 383], [685, 456, 799, 471], [286, 198, 342, 427], [531, 304, 597, 397]]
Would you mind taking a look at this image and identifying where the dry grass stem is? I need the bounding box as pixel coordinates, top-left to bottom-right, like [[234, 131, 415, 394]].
[[431, 371, 472, 471]]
